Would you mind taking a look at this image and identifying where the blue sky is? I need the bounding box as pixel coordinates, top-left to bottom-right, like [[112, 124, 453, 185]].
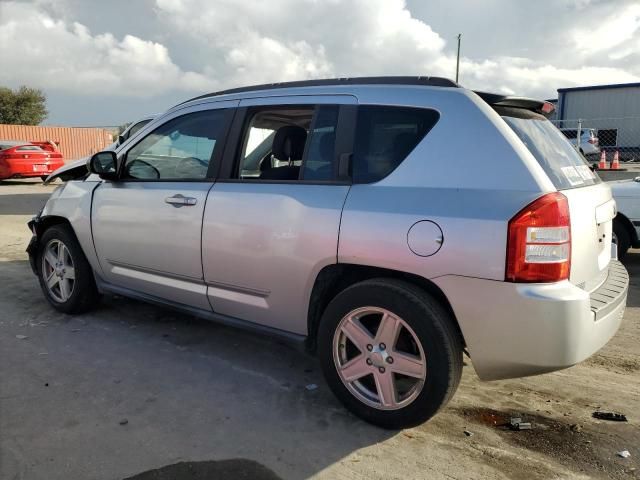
[[1, 0, 638, 125]]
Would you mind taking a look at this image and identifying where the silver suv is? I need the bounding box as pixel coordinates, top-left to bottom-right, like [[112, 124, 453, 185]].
[[27, 77, 628, 429]]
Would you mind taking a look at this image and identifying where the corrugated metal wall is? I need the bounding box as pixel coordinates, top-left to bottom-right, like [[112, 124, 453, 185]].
[[0, 124, 113, 161], [559, 86, 640, 148]]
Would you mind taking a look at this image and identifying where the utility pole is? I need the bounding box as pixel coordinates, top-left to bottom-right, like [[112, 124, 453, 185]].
[[455, 33, 462, 83]]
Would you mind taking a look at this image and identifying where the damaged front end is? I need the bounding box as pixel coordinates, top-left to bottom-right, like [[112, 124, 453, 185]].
[[43, 158, 89, 184]]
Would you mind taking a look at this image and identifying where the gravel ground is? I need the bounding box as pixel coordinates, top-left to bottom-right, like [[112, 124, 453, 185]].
[[0, 179, 638, 480]]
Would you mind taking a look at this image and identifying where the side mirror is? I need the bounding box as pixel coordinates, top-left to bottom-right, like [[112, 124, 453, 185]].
[[88, 151, 118, 181]]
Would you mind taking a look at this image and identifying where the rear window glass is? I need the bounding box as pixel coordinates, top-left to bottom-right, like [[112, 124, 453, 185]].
[[499, 107, 599, 190], [16, 146, 43, 151], [352, 106, 439, 183]]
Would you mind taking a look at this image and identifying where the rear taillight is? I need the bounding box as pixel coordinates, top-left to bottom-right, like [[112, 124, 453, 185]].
[[506, 192, 571, 283], [588, 138, 597, 145]]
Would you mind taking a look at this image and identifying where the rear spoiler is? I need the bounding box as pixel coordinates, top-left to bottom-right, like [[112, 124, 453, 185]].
[[474, 91, 555, 118]]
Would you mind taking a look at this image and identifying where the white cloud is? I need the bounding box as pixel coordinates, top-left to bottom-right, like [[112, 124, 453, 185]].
[[0, 1, 214, 97], [1, 0, 639, 112]]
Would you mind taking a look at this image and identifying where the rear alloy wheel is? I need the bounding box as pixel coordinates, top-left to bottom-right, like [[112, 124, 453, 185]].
[[37, 225, 99, 313], [318, 278, 462, 429], [333, 307, 427, 410]]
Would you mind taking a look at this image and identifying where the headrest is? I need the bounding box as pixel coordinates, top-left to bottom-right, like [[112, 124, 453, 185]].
[[272, 125, 307, 161]]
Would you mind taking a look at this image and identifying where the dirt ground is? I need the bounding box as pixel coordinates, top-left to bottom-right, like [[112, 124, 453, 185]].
[[0, 178, 638, 480]]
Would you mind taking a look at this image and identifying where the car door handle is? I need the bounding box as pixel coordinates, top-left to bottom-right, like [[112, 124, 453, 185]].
[[165, 194, 197, 207]]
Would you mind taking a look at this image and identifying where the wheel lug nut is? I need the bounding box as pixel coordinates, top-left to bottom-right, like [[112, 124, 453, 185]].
[[379, 367, 385, 374], [386, 357, 394, 364], [366, 358, 373, 365], [379, 343, 386, 350], [366, 344, 373, 351]]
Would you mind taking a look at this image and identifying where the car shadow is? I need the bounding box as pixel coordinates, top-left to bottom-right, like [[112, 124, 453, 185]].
[[0, 193, 52, 215], [621, 249, 640, 307], [0, 259, 394, 480]]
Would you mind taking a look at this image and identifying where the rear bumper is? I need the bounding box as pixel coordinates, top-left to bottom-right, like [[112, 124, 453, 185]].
[[434, 260, 628, 380], [0, 160, 64, 179]]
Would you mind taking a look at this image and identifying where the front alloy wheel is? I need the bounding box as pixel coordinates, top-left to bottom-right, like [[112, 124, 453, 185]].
[[42, 239, 76, 302], [37, 224, 99, 314]]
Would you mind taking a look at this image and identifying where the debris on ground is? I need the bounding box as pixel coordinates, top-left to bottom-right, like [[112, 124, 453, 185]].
[[617, 450, 631, 459], [592, 411, 628, 422], [464, 430, 474, 437], [509, 417, 532, 431], [15, 334, 28, 340], [569, 424, 583, 433], [305, 383, 318, 391], [119, 419, 129, 426]]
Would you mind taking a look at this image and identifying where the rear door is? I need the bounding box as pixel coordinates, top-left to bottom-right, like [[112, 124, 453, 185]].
[[202, 95, 355, 334], [501, 109, 614, 290], [92, 102, 236, 309]]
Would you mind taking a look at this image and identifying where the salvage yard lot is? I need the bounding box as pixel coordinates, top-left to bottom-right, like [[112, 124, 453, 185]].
[[1, 179, 639, 480]]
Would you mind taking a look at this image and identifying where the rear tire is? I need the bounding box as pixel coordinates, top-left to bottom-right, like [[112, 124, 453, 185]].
[[613, 219, 631, 261], [317, 278, 463, 429], [37, 224, 99, 313]]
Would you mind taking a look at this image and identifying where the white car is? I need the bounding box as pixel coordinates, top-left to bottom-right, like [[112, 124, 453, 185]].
[[559, 128, 600, 160], [609, 178, 640, 259]]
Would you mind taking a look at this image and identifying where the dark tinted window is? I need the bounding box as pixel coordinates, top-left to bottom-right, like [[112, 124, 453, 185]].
[[301, 105, 339, 180], [560, 129, 577, 139], [352, 106, 439, 183]]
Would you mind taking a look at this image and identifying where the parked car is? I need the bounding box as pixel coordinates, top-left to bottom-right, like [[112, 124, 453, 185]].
[[44, 115, 155, 183], [27, 77, 628, 429], [559, 128, 600, 160], [0, 141, 65, 181], [608, 177, 640, 259]]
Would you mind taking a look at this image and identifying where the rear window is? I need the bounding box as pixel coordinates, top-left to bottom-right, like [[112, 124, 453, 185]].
[[499, 107, 599, 190], [352, 106, 439, 183], [16, 146, 43, 151]]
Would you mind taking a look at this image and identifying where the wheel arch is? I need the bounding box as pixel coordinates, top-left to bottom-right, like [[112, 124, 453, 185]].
[[306, 263, 465, 352]]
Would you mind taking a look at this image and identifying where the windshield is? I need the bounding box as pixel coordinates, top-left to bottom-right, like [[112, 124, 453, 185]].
[[499, 107, 599, 190]]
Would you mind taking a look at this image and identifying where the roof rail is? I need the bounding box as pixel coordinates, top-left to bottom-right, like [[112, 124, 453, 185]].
[[182, 76, 459, 104]]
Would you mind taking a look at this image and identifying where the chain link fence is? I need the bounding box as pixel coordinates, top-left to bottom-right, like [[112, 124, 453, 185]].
[[551, 116, 640, 165]]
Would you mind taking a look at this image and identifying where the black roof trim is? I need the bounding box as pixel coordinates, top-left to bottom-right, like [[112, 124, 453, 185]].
[[474, 91, 554, 117], [182, 76, 459, 104]]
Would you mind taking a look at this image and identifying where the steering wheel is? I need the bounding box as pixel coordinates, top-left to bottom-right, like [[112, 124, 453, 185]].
[[125, 159, 160, 179]]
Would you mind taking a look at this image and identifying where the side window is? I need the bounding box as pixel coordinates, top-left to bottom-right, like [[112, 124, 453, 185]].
[[126, 119, 152, 140], [236, 105, 339, 181], [124, 109, 227, 180], [352, 106, 440, 183]]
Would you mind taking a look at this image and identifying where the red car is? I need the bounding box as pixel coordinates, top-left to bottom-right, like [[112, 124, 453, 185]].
[[0, 141, 65, 181]]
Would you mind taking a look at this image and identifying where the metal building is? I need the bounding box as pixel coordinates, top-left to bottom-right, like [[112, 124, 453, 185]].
[[555, 82, 640, 158]]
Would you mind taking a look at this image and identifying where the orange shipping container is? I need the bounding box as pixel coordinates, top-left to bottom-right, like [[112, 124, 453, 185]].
[[0, 124, 113, 161]]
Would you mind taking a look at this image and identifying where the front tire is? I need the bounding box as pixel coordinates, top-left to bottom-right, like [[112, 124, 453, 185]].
[[318, 278, 463, 429], [37, 224, 99, 313]]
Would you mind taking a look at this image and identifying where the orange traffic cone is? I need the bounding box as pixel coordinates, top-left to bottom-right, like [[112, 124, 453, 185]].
[[598, 150, 607, 169], [612, 150, 620, 170]]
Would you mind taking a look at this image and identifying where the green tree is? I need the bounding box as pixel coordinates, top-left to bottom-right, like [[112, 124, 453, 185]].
[[0, 86, 48, 125]]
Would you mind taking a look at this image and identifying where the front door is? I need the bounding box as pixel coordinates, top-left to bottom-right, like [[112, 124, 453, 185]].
[[92, 103, 236, 309]]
